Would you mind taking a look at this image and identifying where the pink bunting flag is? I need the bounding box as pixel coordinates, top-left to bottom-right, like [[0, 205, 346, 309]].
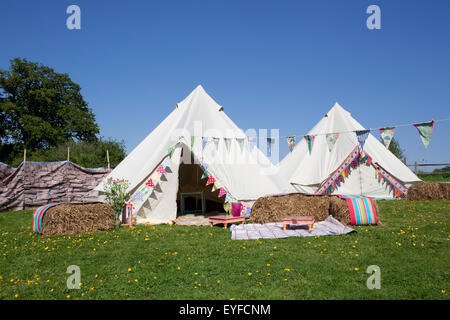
[[218, 188, 227, 198], [156, 165, 166, 174]]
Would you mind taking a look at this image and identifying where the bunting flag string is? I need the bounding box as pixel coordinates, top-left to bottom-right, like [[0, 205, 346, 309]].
[[304, 135, 315, 155], [379, 127, 395, 148], [374, 164, 408, 198], [326, 133, 339, 152], [286, 136, 296, 152], [315, 145, 360, 195], [413, 120, 435, 149]]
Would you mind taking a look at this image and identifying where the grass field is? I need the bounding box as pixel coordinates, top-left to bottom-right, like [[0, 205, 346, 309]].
[[418, 173, 450, 182], [0, 200, 449, 300]]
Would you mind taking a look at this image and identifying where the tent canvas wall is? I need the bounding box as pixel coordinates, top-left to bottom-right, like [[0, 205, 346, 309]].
[[95, 85, 294, 224], [278, 103, 421, 198]]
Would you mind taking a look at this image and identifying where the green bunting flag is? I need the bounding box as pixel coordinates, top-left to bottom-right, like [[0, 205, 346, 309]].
[[304, 135, 315, 155], [413, 120, 434, 149], [190, 136, 195, 149], [224, 138, 231, 151], [236, 138, 245, 152]]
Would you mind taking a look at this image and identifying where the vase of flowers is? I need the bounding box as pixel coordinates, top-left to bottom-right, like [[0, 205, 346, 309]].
[[103, 177, 129, 229]]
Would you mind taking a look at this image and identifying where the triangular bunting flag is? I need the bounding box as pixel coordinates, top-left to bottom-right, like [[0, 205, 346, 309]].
[[190, 136, 195, 149], [168, 146, 174, 156], [267, 138, 275, 156], [236, 138, 245, 152], [206, 176, 215, 186], [326, 133, 339, 152], [248, 137, 257, 152], [223, 138, 231, 151], [379, 127, 395, 149], [212, 137, 220, 150], [413, 120, 434, 149], [224, 193, 233, 203], [201, 170, 209, 179], [356, 130, 370, 150], [162, 158, 171, 168], [286, 136, 296, 152], [133, 191, 144, 202], [156, 165, 166, 175], [202, 137, 208, 150], [218, 188, 227, 198], [304, 135, 315, 155], [146, 179, 155, 188]]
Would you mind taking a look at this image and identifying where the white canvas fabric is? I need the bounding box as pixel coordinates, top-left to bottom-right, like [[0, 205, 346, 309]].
[[96, 85, 294, 223], [278, 103, 421, 198]]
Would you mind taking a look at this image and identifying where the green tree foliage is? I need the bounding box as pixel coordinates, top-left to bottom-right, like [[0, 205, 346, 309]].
[[0, 58, 99, 151], [386, 137, 406, 163], [3, 139, 126, 168]]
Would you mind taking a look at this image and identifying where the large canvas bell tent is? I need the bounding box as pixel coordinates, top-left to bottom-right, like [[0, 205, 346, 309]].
[[278, 103, 421, 198], [95, 85, 294, 224]]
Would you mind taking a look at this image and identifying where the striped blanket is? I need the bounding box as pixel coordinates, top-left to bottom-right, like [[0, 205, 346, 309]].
[[230, 216, 355, 240], [338, 195, 378, 225], [32, 203, 59, 233]]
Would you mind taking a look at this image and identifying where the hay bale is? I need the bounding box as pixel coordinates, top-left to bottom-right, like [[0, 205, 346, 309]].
[[406, 182, 450, 201], [250, 194, 351, 225], [41, 203, 115, 236]]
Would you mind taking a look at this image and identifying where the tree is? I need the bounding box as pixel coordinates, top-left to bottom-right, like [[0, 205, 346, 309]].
[[0, 58, 99, 152], [387, 137, 406, 163], [5, 139, 126, 168]]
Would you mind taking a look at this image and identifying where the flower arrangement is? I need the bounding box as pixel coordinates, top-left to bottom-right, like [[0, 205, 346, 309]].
[[103, 178, 130, 228]]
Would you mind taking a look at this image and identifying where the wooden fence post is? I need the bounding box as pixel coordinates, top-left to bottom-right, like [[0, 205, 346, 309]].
[[106, 149, 110, 171], [414, 161, 418, 174]]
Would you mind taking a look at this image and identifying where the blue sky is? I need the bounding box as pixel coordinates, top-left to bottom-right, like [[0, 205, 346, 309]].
[[1, 0, 449, 168]]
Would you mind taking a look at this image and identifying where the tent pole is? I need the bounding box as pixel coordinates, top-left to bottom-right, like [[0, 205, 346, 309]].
[[23, 149, 26, 162], [67, 147, 70, 161]]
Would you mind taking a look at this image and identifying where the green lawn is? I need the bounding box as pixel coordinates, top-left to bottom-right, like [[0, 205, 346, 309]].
[[0, 200, 449, 300], [418, 173, 450, 182]]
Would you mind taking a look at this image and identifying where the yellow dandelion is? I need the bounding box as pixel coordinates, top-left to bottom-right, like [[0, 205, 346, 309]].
[[248, 272, 252, 276]]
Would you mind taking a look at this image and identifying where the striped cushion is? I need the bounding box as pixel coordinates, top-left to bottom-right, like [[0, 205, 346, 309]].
[[32, 203, 59, 233], [338, 195, 378, 225]]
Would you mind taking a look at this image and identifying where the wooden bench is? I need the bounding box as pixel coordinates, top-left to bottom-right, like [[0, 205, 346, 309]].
[[282, 216, 314, 232], [209, 215, 245, 229]]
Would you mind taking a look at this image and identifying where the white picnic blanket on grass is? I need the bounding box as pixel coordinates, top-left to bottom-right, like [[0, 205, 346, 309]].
[[230, 216, 355, 240]]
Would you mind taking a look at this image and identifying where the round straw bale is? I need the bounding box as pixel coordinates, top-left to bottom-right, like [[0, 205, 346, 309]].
[[406, 182, 450, 201], [41, 203, 115, 236], [250, 194, 351, 225]]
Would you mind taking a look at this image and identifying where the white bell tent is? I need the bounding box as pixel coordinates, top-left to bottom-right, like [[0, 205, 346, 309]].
[[278, 102, 421, 198], [96, 85, 294, 224]]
